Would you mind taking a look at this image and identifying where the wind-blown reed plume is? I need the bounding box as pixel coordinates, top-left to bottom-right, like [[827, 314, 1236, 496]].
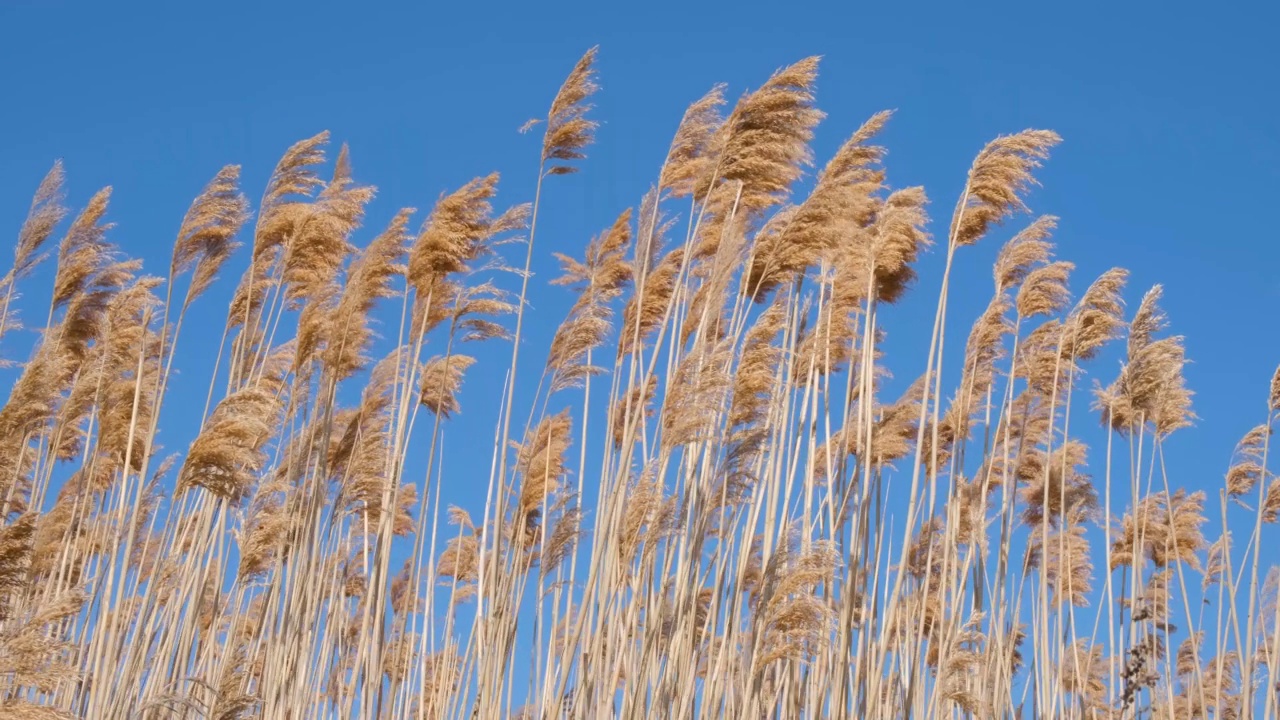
[[0, 590, 82, 703], [1015, 259, 1073, 319], [170, 165, 251, 305], [610, 377, 659, 450], [283, 144, 375, 307], [615, 464, 675, 569], [9, 161, 66, 285], [950, 130, 1061, 247], [1096, 285, 1195, 436], [228, 131, 329, 330], [408, 174, 527, 320], [1269, 363, 1280, 412], [177, 347, 289, 504], [838, 376, 925, 469], [516, 409, 573, 533], [1059, 641, 1109, 712], [1024, 506, 1094, 607], [1019, 440, 1098, 526], [716, 57, 824, 220], [1111, 493, 1158, 571], [333, 353, 415, 534], [993, 215, 1056, 292], [446, 282, 516, 344], [1203, 532, 1232, 590], [722, 297, 786, 492], [93, 277, 163, 477], [419, 354, 477, 418], [50, 188, 117, 312], [238, 478, 296, 581], [1225, 424, 1269, 499], [661, 338, 732, 448], [728, 297, 786, 438], [438, 507, 480, 602], [867, 185, 930, 303], [1123, 490, 1209, 570], [752, 539, 840, 672], [745, 110, 890, 299], [546, 209, 633, 391], [684, 208, 749, 343], [540, 47, 600, 175], [322, 208, 411, 379], [618, 246, 683, 357], [660, 85, 727, 197], [0, 340, 69, 505], [1064, 267, 1129, 361], [945, 293, 1013, 439], [1263, 478, 1280, 523], [695, 57, 824, 260]]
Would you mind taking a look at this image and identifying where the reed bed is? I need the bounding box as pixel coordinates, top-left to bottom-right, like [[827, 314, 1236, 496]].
[[0, 49, 1277, 719]]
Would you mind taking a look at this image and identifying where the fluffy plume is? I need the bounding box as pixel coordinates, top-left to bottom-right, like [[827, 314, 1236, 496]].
[[618, 247, 683, 357], [868, 185, 931, 303], [1024, 507, 1094, 607], [178, 347, 289, 504], [1019, 440, 1098, 527], [547, 209, 633, 391], [1059, 641, 1109, 711], [419, 354, 477, 417], [1097, 286, 1195, 436], [541, 47, 600, 175], [282, 144, 376, 306], [1203, 532, 1232, 589], [993, 216, 1056, 292], [1113, 490, 1208, 570], [1225, 424, 1269, 498], [228, 132, 329, 331], [171, 165, 252, 303], [408, 174, 527, 308], [11, 161, 67, 282], [516, 410, 573, 523], [51, 187, 116, 312], [745, 111, 890, 299], [950, 130, 1061, 247], [753, 540, 840, 672], [610, 374, 657, 449], [695, 57, 825, 261], [660, 85, 727, 197], [1015, 260, 1073, 318], [322, 208, 411, 379], [1270, 363, 1280, 413], [716, 57, 824, 220], [723, 298, 786, 492], [93, 277, 164, 477], [1064, 267, 1129, 361], [1262, 477, 1280, 523], [661, 338, 732, 448], [615, 467, 674, 568], [438, 509, 480, 602]]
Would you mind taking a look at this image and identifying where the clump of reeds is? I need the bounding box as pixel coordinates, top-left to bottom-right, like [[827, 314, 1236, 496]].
[[0, 48, 1275, 720]]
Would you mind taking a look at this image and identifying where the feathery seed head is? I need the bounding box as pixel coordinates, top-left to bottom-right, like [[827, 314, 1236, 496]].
[[951, 129, 1061, 247], [542, 47, 600, 174]]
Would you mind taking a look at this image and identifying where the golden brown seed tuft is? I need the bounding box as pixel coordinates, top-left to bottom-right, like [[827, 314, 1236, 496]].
[[542, 47, 601, 175], [950, 130, 1061, 247]]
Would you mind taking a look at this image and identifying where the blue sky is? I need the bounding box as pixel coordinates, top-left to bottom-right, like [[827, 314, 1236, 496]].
[[2, 0, 1278, 688]]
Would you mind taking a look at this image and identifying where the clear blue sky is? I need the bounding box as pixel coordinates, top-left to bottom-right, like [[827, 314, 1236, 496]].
[[2, 0, 1278, 601]]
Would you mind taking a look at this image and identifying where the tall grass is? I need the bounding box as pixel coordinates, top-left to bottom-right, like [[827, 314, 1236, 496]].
[[0, 50, 1277, 719]]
